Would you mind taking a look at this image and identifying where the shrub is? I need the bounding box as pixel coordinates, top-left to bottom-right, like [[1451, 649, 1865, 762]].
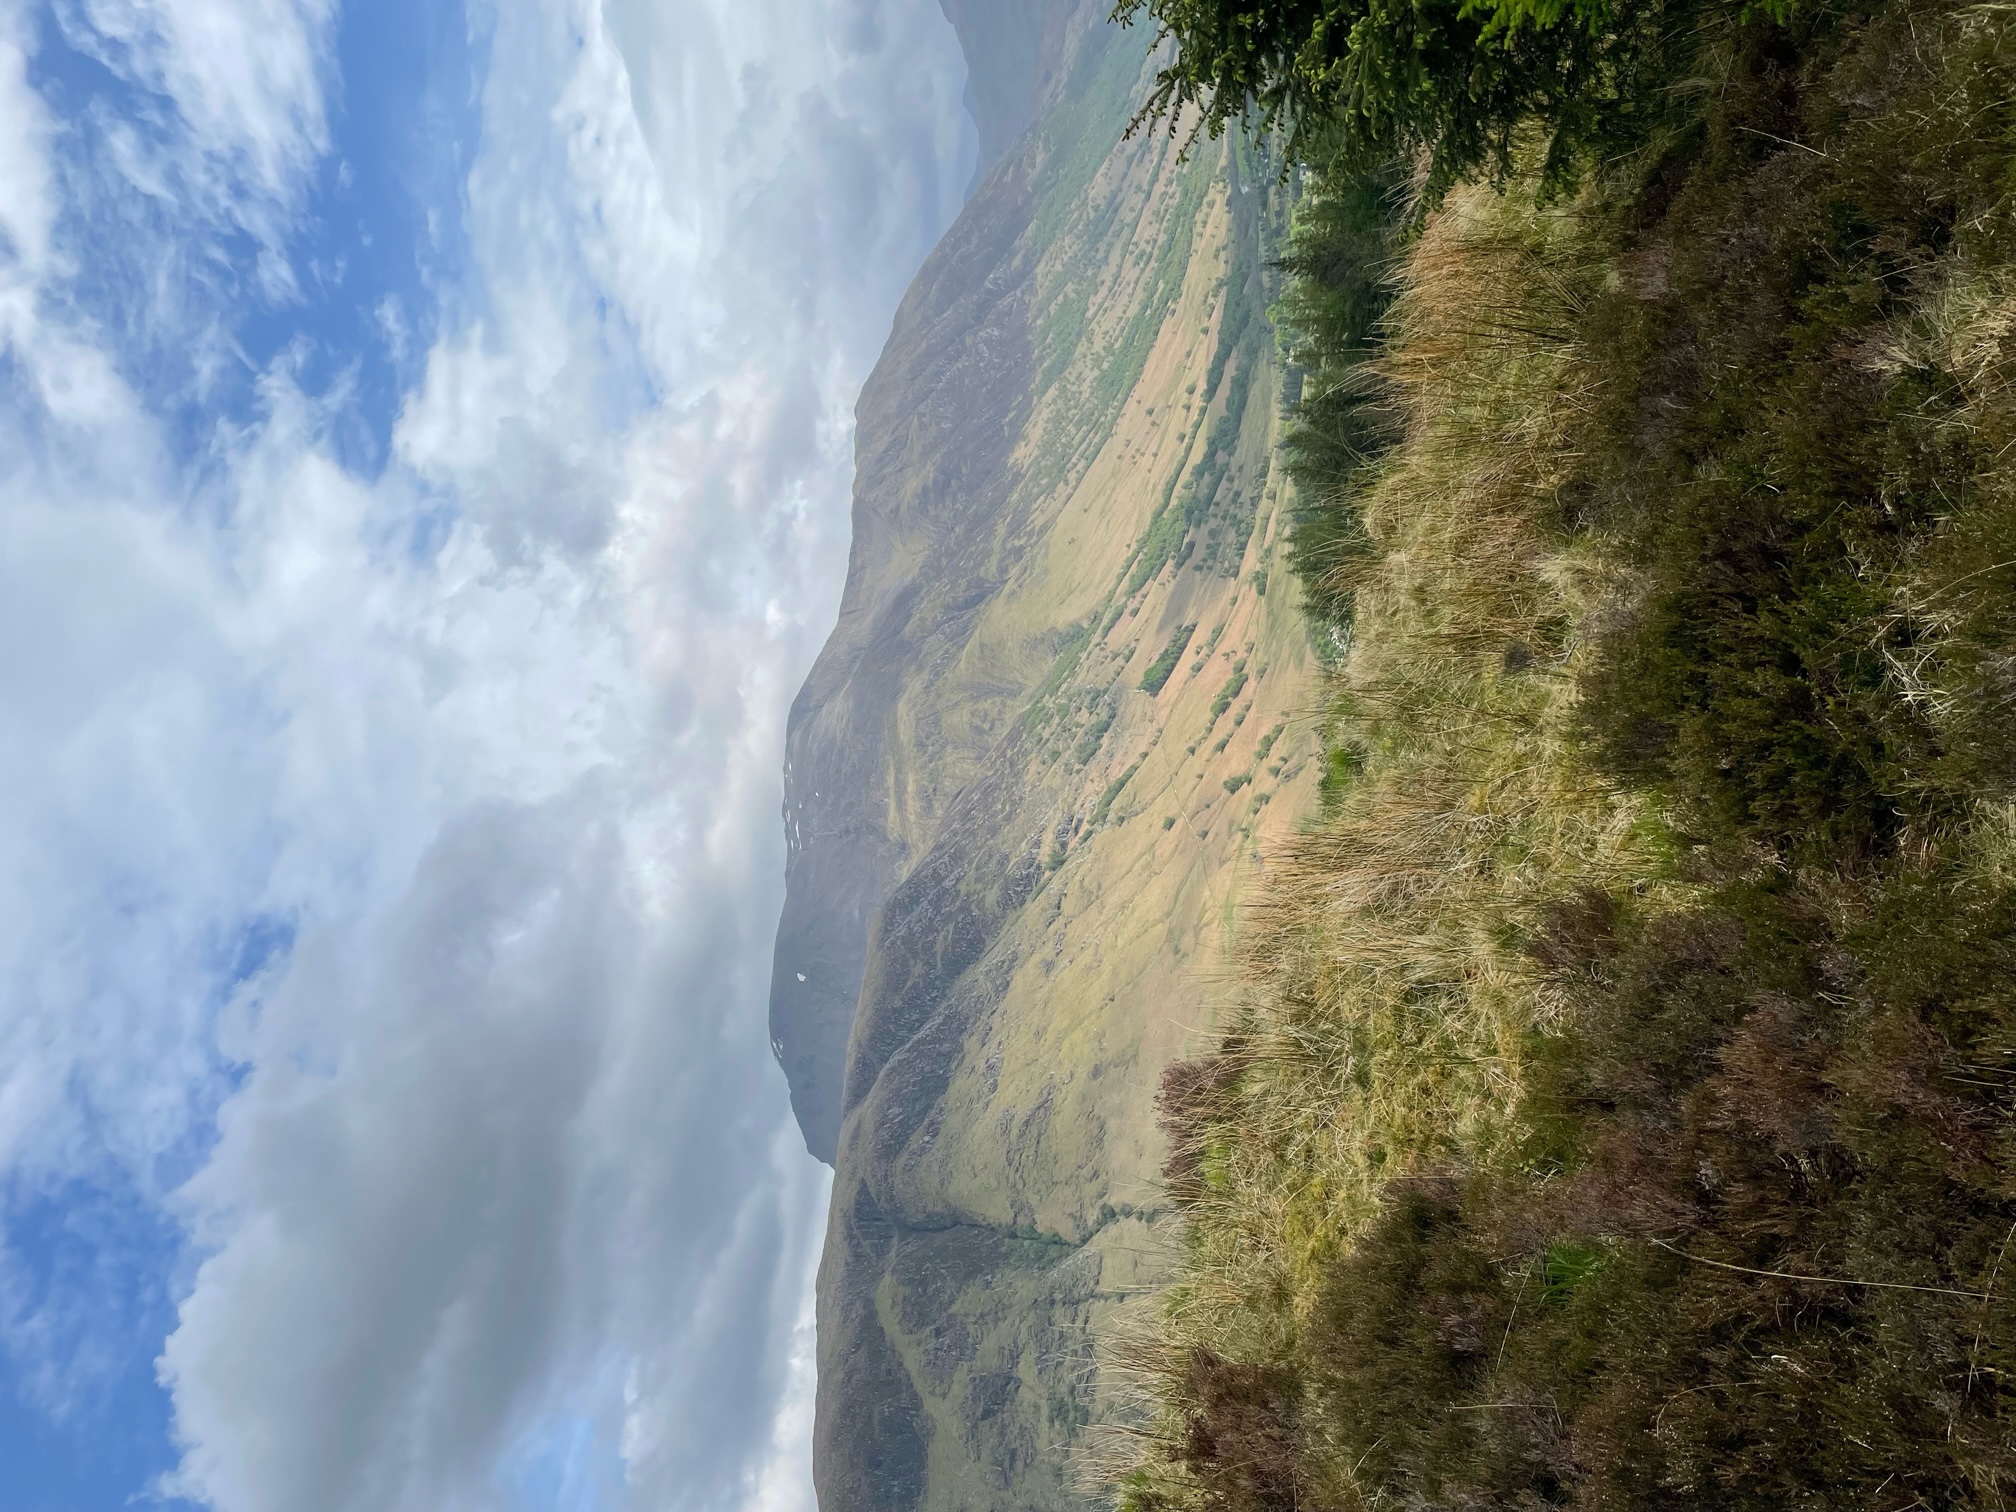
[[1276, 155, 1402, 630], [1172, 1349, 1302, 1512], [1209, 661, 1248, 719], [1141, 623, 1200, 694], [1092, 760, 1146, 826], [1109, 0, 1801, 198], [1075, 705, 1118, 765], [1119, 4, 2016, 1506], [1157, 1052, 1246, 1202]]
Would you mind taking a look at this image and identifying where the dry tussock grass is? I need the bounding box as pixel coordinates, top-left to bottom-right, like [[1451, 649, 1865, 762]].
[[1107, 183, 1665, 1506], [1114, 8, 2016, 1508]]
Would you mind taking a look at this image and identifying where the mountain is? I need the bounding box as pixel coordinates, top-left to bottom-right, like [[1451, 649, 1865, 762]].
[[766, 0, 1096, 1166], [763, 5, 1324, 1507]]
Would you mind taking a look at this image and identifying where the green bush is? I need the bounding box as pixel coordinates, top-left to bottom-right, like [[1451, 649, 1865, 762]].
[[1276, 155, 1401, 629], [1110, 0, 1798, 198], [1074, 704, 1117, 765], [1209, 661, 1249, 718], [1092, 759, 1145, 825], [1141, 622, 1200, 693]]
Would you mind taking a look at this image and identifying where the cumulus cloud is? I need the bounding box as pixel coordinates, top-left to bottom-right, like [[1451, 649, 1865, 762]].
[[0, 0, 973, 1506]]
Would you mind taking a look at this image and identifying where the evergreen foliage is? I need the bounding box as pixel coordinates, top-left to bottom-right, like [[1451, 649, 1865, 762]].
[[1109, 0, 1804, 198], [1273, 155, 1400, 630], [1141, 623, 1201, 693]]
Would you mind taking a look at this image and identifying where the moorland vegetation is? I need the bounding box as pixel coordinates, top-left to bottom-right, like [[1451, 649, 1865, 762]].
[[1111, 0, 2016, 1505]]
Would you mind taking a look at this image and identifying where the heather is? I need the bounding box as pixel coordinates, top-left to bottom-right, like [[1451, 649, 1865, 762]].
[[1120, 4, 2016, 1505]]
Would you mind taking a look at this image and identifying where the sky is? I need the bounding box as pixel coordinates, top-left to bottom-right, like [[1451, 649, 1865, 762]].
[[0, 1, 975, 1509]]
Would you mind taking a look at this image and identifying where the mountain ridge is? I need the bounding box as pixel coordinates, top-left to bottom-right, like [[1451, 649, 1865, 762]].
[[767, 9, 1331, 1508]]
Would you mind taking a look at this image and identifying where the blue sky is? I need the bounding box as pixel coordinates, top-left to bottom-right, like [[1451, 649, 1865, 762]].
[[0, 1, 973, 1508], [22, 0, 477, 472]]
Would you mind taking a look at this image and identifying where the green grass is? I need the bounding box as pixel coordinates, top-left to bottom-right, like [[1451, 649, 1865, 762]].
[[1112, 129, 1285, 599], [1118, 6, 2016, 1506], [1023, 28, 1240, 512]]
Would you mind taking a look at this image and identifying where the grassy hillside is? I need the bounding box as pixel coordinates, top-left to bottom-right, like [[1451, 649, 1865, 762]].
[[1122, 3, 2016, 1507], [805, 10, 1335, 1512]]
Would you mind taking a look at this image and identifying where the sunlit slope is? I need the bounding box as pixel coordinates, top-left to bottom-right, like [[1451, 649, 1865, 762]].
[[768, 0, 1085, 1164], [791, 15, 1324, 1512]]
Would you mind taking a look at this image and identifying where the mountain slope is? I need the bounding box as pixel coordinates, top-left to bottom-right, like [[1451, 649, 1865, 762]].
[[765, 0, 1084, 1166], [766, 7, 1327, 1508]]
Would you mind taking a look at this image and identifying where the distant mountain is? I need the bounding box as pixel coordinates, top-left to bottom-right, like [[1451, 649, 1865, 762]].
[[765, 5, 1326, 1507], [938, 0, 1055, 184], [766, 0, 1084, 1167]]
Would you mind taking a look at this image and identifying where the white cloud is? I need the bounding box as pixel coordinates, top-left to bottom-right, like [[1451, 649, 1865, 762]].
[[165, 793, 630, 1511], [69, 0, 335, 218], [0, 4, 53, 273], [0, 0, 972, 1505]]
